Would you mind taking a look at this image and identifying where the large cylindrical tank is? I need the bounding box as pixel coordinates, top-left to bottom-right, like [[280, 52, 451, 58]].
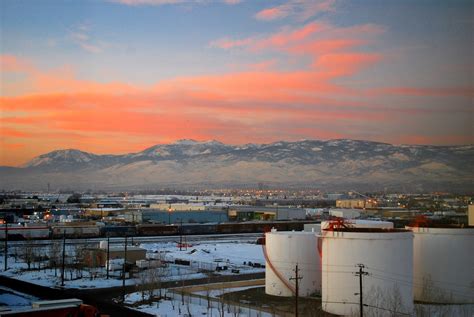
[[265, 230, 320, 297], [408, 226, 474, 303], [322, 229, 414, 316]]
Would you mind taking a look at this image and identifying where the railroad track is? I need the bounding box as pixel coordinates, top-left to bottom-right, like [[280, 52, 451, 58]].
[[6, 232, 262, 247]]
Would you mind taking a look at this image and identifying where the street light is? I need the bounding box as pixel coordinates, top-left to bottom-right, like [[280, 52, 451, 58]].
[[168, 207, 172, 225]]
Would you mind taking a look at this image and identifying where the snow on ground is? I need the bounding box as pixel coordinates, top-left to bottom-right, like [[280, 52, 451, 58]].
[[0, 286, 38, 311], [0, 240, 264, 289], [131, 299, 273, 317], [141, 240, 265, 271], [125, 287, 272, 317]]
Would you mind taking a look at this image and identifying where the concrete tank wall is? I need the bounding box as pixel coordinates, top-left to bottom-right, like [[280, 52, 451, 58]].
[[408, 226, 474, 304], [322, 230, 414, 316], [265, 230, 320, 297]]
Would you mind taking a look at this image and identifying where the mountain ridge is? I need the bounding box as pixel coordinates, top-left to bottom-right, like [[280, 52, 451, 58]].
[[2, 139, 473, 192]]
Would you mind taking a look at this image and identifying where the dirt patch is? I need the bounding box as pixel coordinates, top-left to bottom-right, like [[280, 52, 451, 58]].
[[222, 287, 335, 317]]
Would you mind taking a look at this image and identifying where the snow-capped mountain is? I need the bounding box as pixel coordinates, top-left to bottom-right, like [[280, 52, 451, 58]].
[[1, 139, 473, 191]]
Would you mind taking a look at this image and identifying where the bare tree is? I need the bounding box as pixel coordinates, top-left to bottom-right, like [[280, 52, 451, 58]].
[[205, 282, 212, 314], [420, 274, 453, 304], [365, 284, 410, 317], [49, 240, 61, 276], [217, 287, 226, 317], [136, 270, 149, 302], [20, 239, 35, 270], [185, 294, 193, 317]]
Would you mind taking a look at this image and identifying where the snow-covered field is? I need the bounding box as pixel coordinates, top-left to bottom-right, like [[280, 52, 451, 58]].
[[125, 284, 272, 317], [142, 240, 265, 273], [0, 240, 264, 290]]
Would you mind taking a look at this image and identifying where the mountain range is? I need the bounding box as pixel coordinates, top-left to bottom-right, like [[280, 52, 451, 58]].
[[1, 139, 473, 192]]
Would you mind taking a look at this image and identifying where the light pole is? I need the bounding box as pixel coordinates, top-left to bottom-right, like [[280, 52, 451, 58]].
[[122, 235, 128, 303], [4, 219, 8, 271], [61, 231, 66, 287], [106, 234, 110, 279]]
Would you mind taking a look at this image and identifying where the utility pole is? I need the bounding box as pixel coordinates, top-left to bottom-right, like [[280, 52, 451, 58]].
[[122, 235, 128, 303], [106, 234, 110, 279], [4, 220, 8, 271], [355, 264, 369, 317], [61, 231, 66, 287], [289, 264, 302, 317], [179, 218, 183, 251]]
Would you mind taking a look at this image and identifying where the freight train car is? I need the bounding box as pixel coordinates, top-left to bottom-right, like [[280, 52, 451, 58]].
[[51, 225, 100, 238], [180, 224, 218, 235], [0, 224, 50, 240], [100, 225, 137, 237], [217, 222, 256, 234], [136, 224, 179, 236]]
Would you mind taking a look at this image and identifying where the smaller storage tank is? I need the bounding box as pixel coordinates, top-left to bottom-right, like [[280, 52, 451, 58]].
[[322, 227, 413, 316], [265, 229, 320, 297], [408, 225, 474, 303], [303, 223, 321, 233]]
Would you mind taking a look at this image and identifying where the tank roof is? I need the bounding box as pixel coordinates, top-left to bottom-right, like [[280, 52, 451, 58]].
[[408, 224, 473, 229], [323, 228, 410, 233]]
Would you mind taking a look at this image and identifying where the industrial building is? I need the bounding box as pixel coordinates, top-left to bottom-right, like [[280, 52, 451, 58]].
[[328, 208, 360, 219], [84, 243, 147, 267], [149, 203, 207, 211], [142, 209, 228, 224], [335, 199, 377, 209], [228, 206, 306, 221]]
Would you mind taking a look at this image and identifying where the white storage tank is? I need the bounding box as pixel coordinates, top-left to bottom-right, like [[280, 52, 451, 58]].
[[264, 229, 321, 297], [303, 223, 321, 233], [321, 228, 414, 316], [408, 226, 474, 303]]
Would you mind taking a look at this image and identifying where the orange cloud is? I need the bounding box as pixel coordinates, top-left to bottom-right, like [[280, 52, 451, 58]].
[[256, 7, 288, 21], [314, 53, 382, 76], [1, 60, 388, 165], [212, 21, 383, 53], [1, 55, 35, 73], [255, 0, 335, 22], [211, 22, 324, 51]]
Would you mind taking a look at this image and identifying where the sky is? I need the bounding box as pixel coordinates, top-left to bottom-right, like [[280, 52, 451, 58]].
[[0, 0, 473, 166]]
